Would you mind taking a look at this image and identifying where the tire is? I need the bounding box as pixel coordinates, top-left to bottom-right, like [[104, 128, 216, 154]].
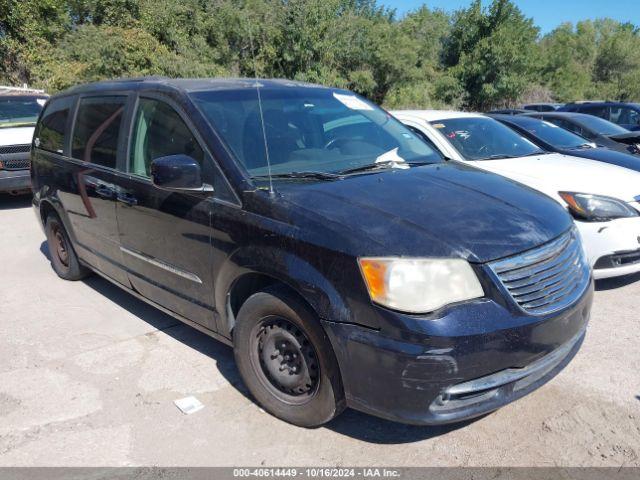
[[233, 285, 346, 427], [45, 213, 90, 281]]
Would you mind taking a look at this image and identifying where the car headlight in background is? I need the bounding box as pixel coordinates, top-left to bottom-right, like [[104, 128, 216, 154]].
[[358, 257, 484, 314], [558, 192, 639, 221]]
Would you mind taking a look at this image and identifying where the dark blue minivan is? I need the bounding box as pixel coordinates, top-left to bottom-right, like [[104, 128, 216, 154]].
[[31, 78, 593, 427]]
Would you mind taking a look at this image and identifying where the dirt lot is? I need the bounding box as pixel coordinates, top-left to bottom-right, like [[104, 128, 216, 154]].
[[0, 194, 639, 467]]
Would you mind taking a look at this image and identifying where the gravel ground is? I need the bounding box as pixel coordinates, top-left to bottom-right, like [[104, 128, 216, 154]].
[[0, 194, 639, 467]]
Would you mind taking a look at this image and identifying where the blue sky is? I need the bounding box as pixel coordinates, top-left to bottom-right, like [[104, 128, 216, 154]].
[[382, 0, 640, 34]]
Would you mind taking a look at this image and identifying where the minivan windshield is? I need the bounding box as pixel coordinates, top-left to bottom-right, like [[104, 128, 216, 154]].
[[509, 117, 591, 149], [431, 116, 545, 160], [190, 87, 442, 177], [0, 96, 47, 128]]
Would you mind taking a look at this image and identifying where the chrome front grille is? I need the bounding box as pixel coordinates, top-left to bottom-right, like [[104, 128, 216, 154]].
[[0, 144, 30, 155], [488, 229, 591, 315]]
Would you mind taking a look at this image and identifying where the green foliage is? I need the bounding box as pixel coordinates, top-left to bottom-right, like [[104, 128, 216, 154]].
[[443, 0, 541, 110], [541, 19, 640, 103], [2, 0, 640, 109]]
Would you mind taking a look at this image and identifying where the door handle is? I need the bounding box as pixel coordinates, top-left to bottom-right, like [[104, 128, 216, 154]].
[[117, 192, 138, 206], [95, 184, 115, 199]]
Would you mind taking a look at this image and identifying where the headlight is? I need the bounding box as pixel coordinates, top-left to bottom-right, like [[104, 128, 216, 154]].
[[358, 257, 484, 314], [558, 192, 639, 221]]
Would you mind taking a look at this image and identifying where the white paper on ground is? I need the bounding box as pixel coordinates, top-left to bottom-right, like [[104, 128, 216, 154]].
[[174, 396, 205, 415]]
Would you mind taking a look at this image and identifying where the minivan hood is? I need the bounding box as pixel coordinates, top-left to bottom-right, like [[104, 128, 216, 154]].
[[472, 153, 640, 202], [274, 162, 572, 263], [0, 126, 35, 146]]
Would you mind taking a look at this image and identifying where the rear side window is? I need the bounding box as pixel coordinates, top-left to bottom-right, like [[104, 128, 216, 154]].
[[545, 118, 586, 138], [578, 105, 608, 119], [610, 106, 640, 126], [129, 98, 204, 177], [35, 96, 74, 154], [72, 96, 126, 168]]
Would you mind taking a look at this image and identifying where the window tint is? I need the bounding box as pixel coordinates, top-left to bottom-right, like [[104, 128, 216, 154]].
[[72, 96, 126, 168], [575, 114, 627, 136], [544, 118, 583, 136], [512, 118, 589, 149], [610, 106, 640, 126], [129, 98, 204, 177], [579, 105, 608, 119], [35, 96, 73, 154]]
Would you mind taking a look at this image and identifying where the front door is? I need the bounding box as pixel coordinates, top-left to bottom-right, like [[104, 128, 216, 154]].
[[115, 96, 216, 329]]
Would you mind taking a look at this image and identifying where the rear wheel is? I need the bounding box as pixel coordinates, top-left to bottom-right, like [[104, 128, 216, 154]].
[[45, 214, 90, 281], [233, 286, 345, 427]]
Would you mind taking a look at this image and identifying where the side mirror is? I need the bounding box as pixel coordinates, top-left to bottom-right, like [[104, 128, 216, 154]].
[[150, 154, 213, 192]]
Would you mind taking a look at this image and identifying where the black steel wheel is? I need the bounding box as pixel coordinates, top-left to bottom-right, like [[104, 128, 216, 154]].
[[45, 214, 90, 281], [233, 286, 345, 427], [251, 316, 320, 403], [50, 222, 70, 268]]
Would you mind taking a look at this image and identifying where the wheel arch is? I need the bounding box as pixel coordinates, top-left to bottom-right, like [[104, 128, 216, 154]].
[[216, 247, 353, 338]]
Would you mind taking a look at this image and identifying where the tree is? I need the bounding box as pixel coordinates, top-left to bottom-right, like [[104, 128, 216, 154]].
[[443, 0, 540, 110], [1, 0, 639, 107]]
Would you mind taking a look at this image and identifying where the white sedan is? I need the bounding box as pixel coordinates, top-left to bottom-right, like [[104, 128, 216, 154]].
[[393, 110, 640, 280]]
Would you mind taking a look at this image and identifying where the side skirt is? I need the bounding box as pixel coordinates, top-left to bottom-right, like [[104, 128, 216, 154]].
[[82, 260, 233, 347]]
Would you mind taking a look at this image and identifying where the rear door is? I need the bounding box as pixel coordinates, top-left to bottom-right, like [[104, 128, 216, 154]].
[[115, 94, 217, 329], [57, 94, 132, 285]]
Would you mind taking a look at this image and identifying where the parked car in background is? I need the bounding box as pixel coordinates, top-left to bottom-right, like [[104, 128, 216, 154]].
[[522, 103, 564, 112], [490, 114, 640, 172], [0, 86, 48, 194], [394, 110, 640, 279], [524, 111, 640, 156], [31, 77, 593, 427], [559, 101, 640, 131], [487, 108, 528, 115]]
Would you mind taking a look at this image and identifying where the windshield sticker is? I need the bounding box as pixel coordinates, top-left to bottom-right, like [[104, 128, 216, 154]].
[[333, 93, 374, 111], [432, 123, 445, 129]]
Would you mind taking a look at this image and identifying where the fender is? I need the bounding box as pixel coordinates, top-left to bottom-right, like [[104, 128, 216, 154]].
[[35, 188, 79, 246], [215, 245, 356, 336]]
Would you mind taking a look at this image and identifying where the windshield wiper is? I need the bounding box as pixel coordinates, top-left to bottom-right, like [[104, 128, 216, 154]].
[[520, 151, 549, 157], [482, 154, 515, 160], [338, 161, 402, 175], [251, 171, 342, 181]]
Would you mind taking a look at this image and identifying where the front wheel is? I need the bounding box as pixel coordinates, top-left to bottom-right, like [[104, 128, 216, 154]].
[[45, 214, 90, 281], [233, 286, 345, 427]]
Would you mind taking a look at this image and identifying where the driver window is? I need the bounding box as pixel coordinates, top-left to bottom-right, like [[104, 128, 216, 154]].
[[129, 98, 204, 177]]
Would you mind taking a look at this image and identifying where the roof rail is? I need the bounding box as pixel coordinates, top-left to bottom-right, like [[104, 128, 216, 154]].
[[109, 76, 168, 83], [0, 85, 47, 95], [569, 100, 606, 104]]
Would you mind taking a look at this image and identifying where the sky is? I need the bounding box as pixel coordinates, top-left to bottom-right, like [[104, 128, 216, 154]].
[[382, 0, 640, 34]]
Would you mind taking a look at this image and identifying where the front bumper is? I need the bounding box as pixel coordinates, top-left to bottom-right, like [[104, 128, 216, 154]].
[[322, 283, 593, 425], [576, 217, 640, 279], [0, 168, 31, 193]]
